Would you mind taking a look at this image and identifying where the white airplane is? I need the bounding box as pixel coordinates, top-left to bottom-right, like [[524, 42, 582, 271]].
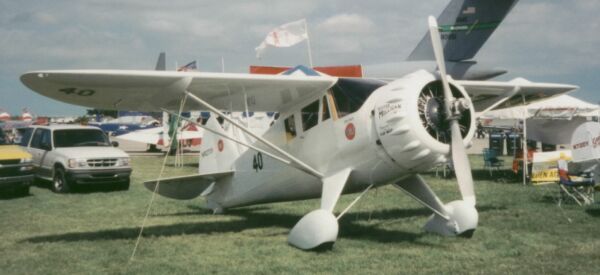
[[20, 0, 578, 250], [115, 114, 203, 148]]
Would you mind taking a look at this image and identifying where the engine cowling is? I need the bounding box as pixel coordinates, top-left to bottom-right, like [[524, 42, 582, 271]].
[[373, 70, 475, 172]]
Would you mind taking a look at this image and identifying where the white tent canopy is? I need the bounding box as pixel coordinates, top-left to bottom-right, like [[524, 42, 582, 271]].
[[481, 94, 600, 120], [525, 117, 589, 145], [480, 94, 599, 184]]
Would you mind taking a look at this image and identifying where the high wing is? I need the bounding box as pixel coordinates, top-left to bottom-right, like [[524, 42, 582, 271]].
[[21, 69, 577, 117], [20, 70, 337, 113], [456, 78, 579, 114]]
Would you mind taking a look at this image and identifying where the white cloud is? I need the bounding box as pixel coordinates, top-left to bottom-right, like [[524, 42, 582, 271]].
[[317, 14, 374, 33]]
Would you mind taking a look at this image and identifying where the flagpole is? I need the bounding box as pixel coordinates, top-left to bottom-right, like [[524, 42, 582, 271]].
[[304, 19, 314, 68]]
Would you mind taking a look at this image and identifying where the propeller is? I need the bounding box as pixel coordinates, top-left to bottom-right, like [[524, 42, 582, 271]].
[[428, 16, 475, 206]]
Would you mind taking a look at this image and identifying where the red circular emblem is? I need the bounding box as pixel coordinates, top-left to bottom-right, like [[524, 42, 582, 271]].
[[345, 123, 356, 140], [217, 139, 224, 152]]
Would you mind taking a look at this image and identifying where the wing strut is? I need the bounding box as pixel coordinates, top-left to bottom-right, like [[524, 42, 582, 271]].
[[176, 79, 323, 179]]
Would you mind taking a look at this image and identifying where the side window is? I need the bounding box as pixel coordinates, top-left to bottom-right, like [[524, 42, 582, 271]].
[[321, 96, 330, 121], [284, 115, 297, 141], [40, 129, 52, 150], [18, 128, 33, 146], [30, 129, 43, 149], [301, 100, 319, 132]]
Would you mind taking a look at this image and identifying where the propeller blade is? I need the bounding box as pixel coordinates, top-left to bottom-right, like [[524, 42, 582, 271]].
[[428, 16, 453, 111], [450, 120, 476, 205], [428, 16, 476, 206]]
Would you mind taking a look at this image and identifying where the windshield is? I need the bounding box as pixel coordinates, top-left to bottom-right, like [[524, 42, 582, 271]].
[[0, 129, 8, 145], [53, 129, 110, 148], [330, 78, 386, 118]]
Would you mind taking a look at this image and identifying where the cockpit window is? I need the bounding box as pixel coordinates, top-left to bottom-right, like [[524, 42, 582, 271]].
[[284, 115, 297, 141], [301, 100, 319, 132], [330, 78, 386, 118], [321, 96, 330, 121]]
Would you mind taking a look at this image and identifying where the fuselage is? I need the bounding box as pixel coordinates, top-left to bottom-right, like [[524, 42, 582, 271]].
[[205, 70, 475, 210]]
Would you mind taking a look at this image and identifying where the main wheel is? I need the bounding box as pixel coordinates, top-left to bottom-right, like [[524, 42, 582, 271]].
[[52, 168, 72, 193]]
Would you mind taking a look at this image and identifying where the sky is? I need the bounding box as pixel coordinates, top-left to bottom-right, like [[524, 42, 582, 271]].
[[1, 0, 599, 116]]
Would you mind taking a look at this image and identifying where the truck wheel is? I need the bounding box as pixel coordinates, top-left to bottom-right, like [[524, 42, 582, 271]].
[[52, 168, 71, 193]]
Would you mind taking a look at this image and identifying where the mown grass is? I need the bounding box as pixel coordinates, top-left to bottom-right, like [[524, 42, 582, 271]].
[[1, 155, 599, 274]]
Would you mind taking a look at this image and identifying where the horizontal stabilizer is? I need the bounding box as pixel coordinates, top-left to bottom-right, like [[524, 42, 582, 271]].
[[143, 171, 233, 200]]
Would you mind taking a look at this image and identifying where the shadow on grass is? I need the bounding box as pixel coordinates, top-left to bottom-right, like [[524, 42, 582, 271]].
[[423, 169, 520, 184], [71, 184, 128, 194], [0, 192, 31, 200], [32, 179, 126, 194], [585, 208, 600, 217], [537, 195, 559, 205], [471, 169, 521, 183], [22, 205, 500, 246], [164, 162, 198, 168]]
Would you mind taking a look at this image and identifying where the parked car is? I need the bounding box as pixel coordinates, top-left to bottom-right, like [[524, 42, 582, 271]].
[[0, 128, 34, 196], [20, 125, 132, 193]]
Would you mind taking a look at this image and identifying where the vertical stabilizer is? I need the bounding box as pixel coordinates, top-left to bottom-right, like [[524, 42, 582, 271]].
[[198, 115, 240, 174], [155, 52, 166, 71], [407, 0, 518, 62]]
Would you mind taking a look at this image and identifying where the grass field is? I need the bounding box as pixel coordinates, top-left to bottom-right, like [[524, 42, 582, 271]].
[[1, 155, 599, 274]]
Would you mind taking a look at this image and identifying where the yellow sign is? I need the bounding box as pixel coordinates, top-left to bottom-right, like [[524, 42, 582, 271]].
[[531, 169, 558, 183], [531, 150, 571, 185]]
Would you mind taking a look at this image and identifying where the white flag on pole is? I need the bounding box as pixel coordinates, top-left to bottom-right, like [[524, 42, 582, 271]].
[[255, 19, 308, 59]]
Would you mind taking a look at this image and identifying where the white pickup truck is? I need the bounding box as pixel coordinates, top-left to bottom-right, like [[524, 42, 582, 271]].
[[20, 125, 132, 193]]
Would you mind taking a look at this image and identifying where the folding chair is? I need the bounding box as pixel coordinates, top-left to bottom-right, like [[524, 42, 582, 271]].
[[557, 172, 596, 206], [483, 148, 504, 176]]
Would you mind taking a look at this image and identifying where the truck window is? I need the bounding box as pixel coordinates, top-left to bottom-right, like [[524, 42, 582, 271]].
[[301, 100, 319, 132], [30, 129, 43, 149], [53, 129, 110, 148], [0, 129, 8, 145], [40, 129, 51, 149], [18, 128, 33, 146]]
